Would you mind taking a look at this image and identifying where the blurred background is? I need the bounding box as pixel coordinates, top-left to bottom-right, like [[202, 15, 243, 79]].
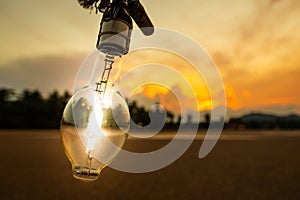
[[0, 0, 300, 199], [1, 0, 300, 122]]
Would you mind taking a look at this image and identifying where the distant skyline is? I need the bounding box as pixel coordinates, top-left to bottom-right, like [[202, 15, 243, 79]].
[[1, 0, 300, 116]]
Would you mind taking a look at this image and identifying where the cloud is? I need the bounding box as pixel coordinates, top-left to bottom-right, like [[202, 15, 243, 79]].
[[216, 0, 300, 73], [0, 53, 86, 94], [211, 51, 232, 69], [209, 0, 300, 111], [232, 66, 300, 108], [212, 50, 300, 110], [125, 83, 200, 115], [0, 1, 100, 63]]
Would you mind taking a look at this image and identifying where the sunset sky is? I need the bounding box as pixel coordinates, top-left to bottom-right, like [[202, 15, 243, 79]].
[[1, 0, 300, 117]]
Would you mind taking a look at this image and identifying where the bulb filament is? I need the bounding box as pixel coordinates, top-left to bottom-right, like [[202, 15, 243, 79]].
[[87, 54, 117, 175], [95, 54, 116, 100]]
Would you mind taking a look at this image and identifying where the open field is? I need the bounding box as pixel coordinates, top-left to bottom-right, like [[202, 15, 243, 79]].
[[0, 130, 300, 200]]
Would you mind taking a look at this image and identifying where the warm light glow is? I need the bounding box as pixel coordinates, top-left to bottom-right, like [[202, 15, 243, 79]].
[[225, 86, 240, 110], [83, 94, 104, 152], [2, 0, 300, 115], [199, 100, 212, 111], [60, 85, 129, 182], [100, 93, 113, 109]]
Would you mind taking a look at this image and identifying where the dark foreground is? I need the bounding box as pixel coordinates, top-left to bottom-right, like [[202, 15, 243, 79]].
[[0, 130, 300, 200]]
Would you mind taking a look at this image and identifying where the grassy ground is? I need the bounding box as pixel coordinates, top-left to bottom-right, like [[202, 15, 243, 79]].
[[0, 130, 300, 200]]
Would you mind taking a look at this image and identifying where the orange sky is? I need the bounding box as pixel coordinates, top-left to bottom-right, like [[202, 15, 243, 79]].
[[0, 0, 300, 116]]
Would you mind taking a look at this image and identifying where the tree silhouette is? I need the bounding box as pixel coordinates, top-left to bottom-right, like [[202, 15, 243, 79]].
[[2, 87, 299, 130], [0, 88, 71, 129], [0, 88, 14, 103], [204, 113, 210, 124]]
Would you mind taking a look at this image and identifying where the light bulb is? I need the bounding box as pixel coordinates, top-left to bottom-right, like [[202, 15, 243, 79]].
[[60, 52, 130, 182], [60, 0, 154, 181]]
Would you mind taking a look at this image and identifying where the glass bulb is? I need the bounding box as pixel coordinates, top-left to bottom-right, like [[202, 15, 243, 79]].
[[60, 52, 130, 182]]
